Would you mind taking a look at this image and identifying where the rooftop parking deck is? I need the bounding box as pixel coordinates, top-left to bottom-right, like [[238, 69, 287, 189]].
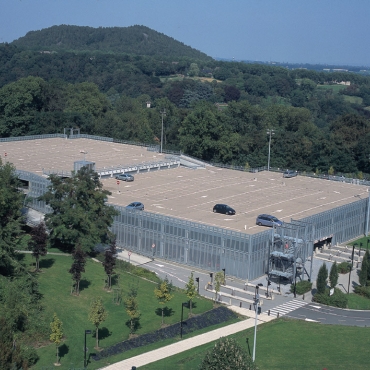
[[1, 137, 368, 234]]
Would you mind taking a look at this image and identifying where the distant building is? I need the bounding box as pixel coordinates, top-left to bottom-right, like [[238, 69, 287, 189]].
[[215, 103, 228, 111]]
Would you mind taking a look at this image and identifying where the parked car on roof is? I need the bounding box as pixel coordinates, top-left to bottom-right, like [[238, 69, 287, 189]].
[[115, 173, 134, 182], [126, 202, 144, 210], [283, 170, 297, 178], [256, 214, 283, 227], [213, 204, 236, 215]]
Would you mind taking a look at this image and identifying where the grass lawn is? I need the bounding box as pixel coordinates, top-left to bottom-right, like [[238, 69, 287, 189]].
[[23, 253, 228, 369], [348, 236, 370, 250], [140, 319, 370, 370], [343, 95, 363, 105], [316, 84, 347, 93], [347, 293, 370, 310]]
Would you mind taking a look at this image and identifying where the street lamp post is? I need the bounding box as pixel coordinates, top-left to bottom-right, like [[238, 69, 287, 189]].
[[266, 129, 275, 171], [347, 244, 356, 294], [160, 109, 166, 154], [252, 285, 260, 362], [293, 267, 298, 298], [180, 302, 187, 338], [84, 329, 91, 367], [195, 277, 200, 293]]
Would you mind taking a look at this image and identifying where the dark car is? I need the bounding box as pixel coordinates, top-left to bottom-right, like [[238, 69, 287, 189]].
[[213, 204, 236, 215], [126, 202, 144, 210], [256, 214, 283, 227], [115, 173, 134, 182], [283, 170, 297, 178]]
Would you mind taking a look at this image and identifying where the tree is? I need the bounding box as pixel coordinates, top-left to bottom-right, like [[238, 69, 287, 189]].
[[0, 159, 26, 277], [214, 271, 225, 302], [316, 263, 328, 294], [154, 275, 174, 325], [88, 297, 108, 350], [199, 337, 257, 370], [185, 272, 197, 316], [329, 261, 338, 288], [40, 166, 118, 253], [124, 286, 140, 335], [29, 222, 48, 271], [102, 236, 117, 290], [0, 76, 46, 137], [0, 316, 25, 370], [69, 245, 86, 295], [359, 250, 369, 286], [50, 313, 63, 366]]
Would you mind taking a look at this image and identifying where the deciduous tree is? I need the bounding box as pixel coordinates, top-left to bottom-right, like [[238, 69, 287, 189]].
[[50, 313, 63, 366], [214, 271, 225, 302], [124, 286, 140, 335], [40, 166, 118, 253], [29, 222, 48, 271], [69, 245, 86, 295], [154, 276, 173, 325], [0, 159, 26, 276], [102, 236, 117, 291], [185, 272, 197, 316], [88, 297, 108, 350]]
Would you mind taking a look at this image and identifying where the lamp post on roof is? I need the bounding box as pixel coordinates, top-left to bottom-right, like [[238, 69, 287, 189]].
[[80, 150, 87, 162], [160, 109, 166, 154], [266, 129, 275, 171]]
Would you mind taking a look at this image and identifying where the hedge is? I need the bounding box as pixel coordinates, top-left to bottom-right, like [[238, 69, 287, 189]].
[[312, 287, 348, 308], [92, 306, 237, 360]]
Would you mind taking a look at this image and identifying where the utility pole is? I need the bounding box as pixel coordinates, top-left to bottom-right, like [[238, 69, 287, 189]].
[[160, 109, 166, 154], [266, 129, 275, 171], [252, 285, 260, 362]]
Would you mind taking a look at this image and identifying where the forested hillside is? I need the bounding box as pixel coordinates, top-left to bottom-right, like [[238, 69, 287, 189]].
[[1, 25, 370, 176], [11, 24, 211, 60]]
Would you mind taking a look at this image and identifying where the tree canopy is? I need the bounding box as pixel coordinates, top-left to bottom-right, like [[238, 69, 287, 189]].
[[40, 166, 118, 253]]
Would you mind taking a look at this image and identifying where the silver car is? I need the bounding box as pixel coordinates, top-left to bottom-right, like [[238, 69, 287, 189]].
[[115, 173, 134, 182], [283, 170, 297, 178], [126, 202, 144, 211]]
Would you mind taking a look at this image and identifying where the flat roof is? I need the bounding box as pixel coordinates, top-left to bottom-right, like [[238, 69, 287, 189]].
[[1, 137, 368, 235]]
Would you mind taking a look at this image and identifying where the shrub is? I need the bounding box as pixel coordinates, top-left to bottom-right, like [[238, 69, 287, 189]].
[[92, 306, 238, 360], [199, 337, 257, 370], [337, 261, 351, 274], [313, 287, 348, 308], [290, 280, 312, 295], [20, 345, 39, 368], [354, 285, 370, 299]]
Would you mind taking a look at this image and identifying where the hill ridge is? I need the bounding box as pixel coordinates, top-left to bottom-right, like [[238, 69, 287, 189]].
[[11, 24, 212, 60]]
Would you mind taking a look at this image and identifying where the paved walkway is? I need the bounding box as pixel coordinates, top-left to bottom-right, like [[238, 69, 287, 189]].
[[99, 311, 275, 370]]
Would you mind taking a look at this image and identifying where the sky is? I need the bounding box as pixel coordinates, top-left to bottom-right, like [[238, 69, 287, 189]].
[[1, 0, 369, 67]]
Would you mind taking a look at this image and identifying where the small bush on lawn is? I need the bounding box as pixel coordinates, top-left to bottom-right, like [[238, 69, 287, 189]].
[[290, 280, 312, 295], [92, 306, 237, 360], [354, 285, 370, 299], [337, 262, 351, 274], [313, 287, 348, 308]]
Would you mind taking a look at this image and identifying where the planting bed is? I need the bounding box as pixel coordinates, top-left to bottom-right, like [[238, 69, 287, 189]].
[[92, 306, 237, 361]]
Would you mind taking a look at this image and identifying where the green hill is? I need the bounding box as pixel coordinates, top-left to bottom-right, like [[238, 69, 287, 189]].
[[11, 24, 212, 61]]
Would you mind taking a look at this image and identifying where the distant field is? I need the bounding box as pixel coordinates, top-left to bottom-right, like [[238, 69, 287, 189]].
[[316, 84, 347, 93], [159, 75, 221, 83], [343, 95, 363, 105]]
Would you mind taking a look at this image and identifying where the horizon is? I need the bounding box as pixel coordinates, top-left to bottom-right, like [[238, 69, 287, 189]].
[[1, 1, 369, 67]]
